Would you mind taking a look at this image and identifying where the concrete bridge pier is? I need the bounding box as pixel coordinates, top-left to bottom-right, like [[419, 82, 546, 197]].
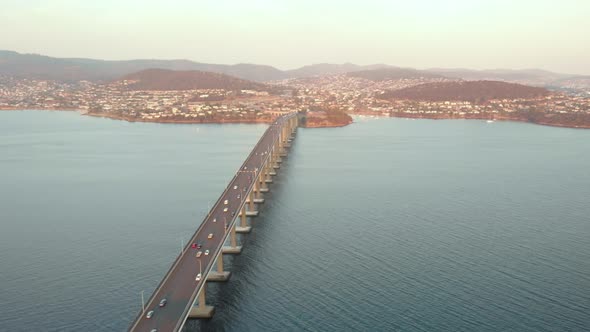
[[236, 206, 251, 233], [265, 161, 275, 181], [277, 136, 287, 158], [267, 157, 277, 176], [189, 286, 214, 319], [261, 163, 271, 186], [208, 250, 230, 282], [249, 179, 264, 206], [279, 150, 288, 157], [272, 152, 281, 169], [255, 173, 264, 196], [246, 177, 265, 204], [274, 148, 284, 164], [222, 224, 242, 254], [279, 125, 293, 156], [242, 191, 258, 217]]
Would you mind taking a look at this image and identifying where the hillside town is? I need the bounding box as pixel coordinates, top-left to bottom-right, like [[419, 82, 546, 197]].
[[272, 74, 590, 127], [1, 73, 590, 128], [0, 76, 293, 123]]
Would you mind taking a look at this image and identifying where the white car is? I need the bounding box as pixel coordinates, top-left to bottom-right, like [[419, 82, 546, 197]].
[[208, 233, 213, 239], [223, 207, 228, 212], [196, 273, 202, 281], [196, 251, 202, 257], [224, 199, 228, 205], [213, 218, 216, 223], [146, 310, 154, 319], [234, 185, 238, 189], [205, 250, 210, 256]]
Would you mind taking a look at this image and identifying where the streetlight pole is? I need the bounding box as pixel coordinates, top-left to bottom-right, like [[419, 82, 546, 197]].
[[141, 290, 145, 313]]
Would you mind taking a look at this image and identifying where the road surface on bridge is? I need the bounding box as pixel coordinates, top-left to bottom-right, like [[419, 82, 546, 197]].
[[129, 114, 295, 332]]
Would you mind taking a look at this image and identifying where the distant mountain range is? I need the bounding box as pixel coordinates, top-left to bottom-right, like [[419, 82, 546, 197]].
[[119, 69, 269, 91], [380, 81, 550, 102], [0, 50, 584, 88], [285, 63, 392, 78], [426, 68, 575, 86], [0, 50, 284, 82], [347, 67, 446, 81]]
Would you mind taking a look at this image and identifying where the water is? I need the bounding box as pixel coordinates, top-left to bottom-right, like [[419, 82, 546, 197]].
[[1, 111, 589, 331]]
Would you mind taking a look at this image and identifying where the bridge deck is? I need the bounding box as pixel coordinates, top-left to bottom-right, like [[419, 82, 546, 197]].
[[129, 114, 296, 332]]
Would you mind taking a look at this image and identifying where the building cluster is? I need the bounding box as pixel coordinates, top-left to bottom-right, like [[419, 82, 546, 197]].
[[271, 74, 454, 113], [0, 76, 292, 121], [1, 74, 589, 125], [382, 95, 590, 118], [0, 76, 85, 109], [272, 75, 590, 119]]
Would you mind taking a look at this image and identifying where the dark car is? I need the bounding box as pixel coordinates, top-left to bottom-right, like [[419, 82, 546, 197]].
[[159, 298, 167, 307]]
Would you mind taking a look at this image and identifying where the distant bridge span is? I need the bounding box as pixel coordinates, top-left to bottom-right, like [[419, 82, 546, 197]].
[[129, 113, 298, 332]]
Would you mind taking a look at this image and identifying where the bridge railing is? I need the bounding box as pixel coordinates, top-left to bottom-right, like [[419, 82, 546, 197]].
[[129, 113, 296, 331]]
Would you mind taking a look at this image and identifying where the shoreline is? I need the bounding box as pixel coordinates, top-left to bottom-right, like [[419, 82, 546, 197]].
[[388, 113, 590, 129], [303, 121, 353, 128], [4, 107, 589, 130], [1, 108, 352, 128], [84, 111, 273, 125]]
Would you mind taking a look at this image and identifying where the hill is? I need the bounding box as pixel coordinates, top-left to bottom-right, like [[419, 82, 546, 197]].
[[380, 80, 550, 102], [118, 69, 269, 91], [285, 63, 391, 78], [0, 50, 583, 85], [0, 50, 286, 82], [348, 67, 446, 81], [426, 68, 576, 86]]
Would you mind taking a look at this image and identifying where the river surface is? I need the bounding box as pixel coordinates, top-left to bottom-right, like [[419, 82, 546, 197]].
[[1, 111, 589, 332]]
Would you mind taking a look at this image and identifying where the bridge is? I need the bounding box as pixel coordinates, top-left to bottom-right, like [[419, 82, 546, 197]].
[[129, 113, 299, 332]]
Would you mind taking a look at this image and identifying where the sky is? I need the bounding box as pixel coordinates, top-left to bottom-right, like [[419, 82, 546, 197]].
[[1, 0, 589, 74]]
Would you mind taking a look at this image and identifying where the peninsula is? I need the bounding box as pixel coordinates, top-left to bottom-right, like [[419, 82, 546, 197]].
[[1, 51, 589, 129]]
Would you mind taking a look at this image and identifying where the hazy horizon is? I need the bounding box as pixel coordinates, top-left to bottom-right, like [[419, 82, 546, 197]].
[[2, 49, 587, 76], [1, 0, 589, 75]]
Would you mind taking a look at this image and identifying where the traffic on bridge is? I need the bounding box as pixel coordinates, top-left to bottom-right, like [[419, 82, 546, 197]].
[[129, 113, 298, 332]]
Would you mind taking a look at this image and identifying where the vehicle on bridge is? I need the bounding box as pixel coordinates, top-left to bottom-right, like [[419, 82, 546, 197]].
[[159, 299, 167, 307], [146, 310, 154, 319]]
